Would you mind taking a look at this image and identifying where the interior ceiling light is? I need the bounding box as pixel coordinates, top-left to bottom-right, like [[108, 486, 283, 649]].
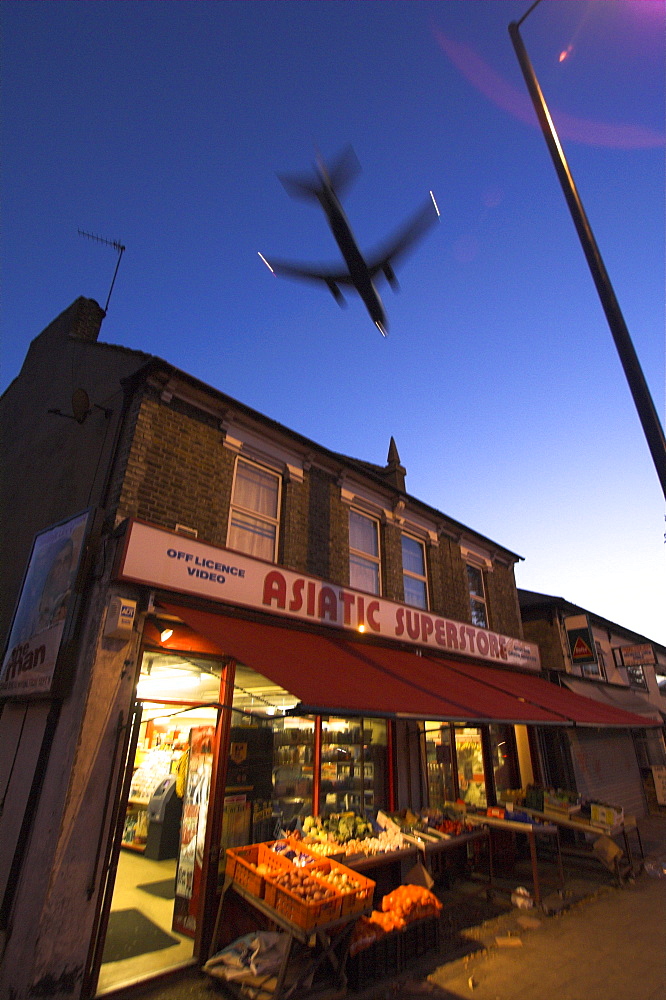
[[160, 627, 174, 642]]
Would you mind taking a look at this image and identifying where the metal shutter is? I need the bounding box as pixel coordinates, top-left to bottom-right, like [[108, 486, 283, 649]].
[[567, 728, 647, 818]]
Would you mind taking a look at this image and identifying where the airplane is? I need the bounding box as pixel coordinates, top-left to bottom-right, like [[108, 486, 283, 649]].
[[259, 146, 439, 336]]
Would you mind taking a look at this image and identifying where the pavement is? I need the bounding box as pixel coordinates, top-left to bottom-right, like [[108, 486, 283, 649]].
[[111, 815, 666, 1000]]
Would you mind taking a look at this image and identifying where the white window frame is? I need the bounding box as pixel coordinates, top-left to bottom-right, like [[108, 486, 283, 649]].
[[592, 641, 608, 681], [401, 533, 429, 609], [349, 509, 382, 595], [466, 563, 488, 629], [227, 456, 281, 562]]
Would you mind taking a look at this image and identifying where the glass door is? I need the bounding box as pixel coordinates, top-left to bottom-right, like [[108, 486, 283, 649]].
[[96, 651, 223, 994]]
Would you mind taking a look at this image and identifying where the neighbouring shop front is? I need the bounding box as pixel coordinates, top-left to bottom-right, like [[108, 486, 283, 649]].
[[87, 521, 656, 995]]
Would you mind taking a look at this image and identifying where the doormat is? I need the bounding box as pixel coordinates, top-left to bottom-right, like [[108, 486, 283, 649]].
[[102, 908, 179, 964], [137, 878, 176, 900]]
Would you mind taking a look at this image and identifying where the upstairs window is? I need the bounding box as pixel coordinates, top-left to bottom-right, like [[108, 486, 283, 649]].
[[228, 457, 280, 562], [593, 642, 608, 681], [466, 564, 488, 628], [349, 510, 381, 595], [402, 534, 428, 609]]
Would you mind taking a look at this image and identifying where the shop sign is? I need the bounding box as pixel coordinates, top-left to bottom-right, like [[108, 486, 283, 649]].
[[564, 615, 597, 665], [117, 520, 540, 670], [0, 510, 90, 697], [615, 644, 655, 667]]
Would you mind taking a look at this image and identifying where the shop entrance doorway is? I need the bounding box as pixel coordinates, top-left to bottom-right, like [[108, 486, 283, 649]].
[[96, 650, 224, 995]]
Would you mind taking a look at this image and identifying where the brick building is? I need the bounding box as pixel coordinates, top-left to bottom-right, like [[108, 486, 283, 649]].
[[0, 300, 657, 999], [519, 589, 666, 817]]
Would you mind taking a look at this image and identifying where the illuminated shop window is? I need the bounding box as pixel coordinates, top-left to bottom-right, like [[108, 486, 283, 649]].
[[455, 727, 487, 808], [349, 509, 381, 594], [321, 717, 387, 817], [422, 722, 455, 810], [228, 457, 281, 562], [401, 534, 428, 609], [466, 564, 488, 628]]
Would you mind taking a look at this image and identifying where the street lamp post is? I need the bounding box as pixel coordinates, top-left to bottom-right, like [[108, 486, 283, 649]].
[[509, 1, 666, 499]]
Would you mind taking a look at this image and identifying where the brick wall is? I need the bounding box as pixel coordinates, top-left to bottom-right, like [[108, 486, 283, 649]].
[[382, 521, 404, 603], [116, 389, 234, 545], [328, 478, 352, 588], [306, 466, 333, 579], [281, 473, 308, 572], [521, 617, 564, 673], [432, 537, 471, 623], [110, 385, 523, 641], [486, 562, 523, 637]]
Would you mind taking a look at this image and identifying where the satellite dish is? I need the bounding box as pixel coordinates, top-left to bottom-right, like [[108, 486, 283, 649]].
[[72, 388, 91, 423]]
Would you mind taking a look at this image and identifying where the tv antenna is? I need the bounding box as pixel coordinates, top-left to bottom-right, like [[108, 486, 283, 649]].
[[78, 229, 126, 312]]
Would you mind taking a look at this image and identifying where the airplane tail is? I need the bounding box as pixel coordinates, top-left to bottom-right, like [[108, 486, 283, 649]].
[[278, 145, 361, 202]]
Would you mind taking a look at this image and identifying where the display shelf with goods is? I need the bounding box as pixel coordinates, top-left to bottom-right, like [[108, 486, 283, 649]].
[[271, 718, 315, 825], [208, 841, 377, 999], [320, 717, 387, 817], [122, 748, 174, 852]]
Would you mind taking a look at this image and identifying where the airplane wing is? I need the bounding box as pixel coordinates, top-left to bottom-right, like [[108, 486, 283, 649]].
[[366, 195, 440, 282], [258, 254, 355, 286]]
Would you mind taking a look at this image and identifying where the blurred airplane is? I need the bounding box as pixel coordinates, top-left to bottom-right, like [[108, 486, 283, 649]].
[[259, 146, 439, 336]]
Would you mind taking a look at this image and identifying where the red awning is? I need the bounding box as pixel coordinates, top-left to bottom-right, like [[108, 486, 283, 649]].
[[162, 604, 657, 728], [420, 655, 659, 728]]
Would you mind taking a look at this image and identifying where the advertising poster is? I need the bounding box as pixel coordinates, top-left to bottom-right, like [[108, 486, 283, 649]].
[[0, 511, 89, 697], [173, 725, 215, 937]]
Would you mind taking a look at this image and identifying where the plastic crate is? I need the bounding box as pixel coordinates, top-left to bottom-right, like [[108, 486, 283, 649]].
[[225, 843, 288, 898], [347, 931, 402, 990], [264, 870, 341, 930], [401, 916, 440, 964], [306, 856, 375, 916]]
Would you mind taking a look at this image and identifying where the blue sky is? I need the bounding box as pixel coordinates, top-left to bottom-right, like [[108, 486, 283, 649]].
[[2, 1, 664, 644]]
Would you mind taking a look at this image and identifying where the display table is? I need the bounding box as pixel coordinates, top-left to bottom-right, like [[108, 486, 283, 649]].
[[463, 814, 564, 908], [208, 876, 370, 1000], [521, 808, 644, 883], [342, 845, 419, 902], [404, 828, 494, 889]]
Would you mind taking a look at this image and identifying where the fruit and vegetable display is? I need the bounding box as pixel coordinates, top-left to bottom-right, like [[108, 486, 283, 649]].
[[349, 885, 442, 955], [270, 840, 314, 867], [301, 812, 405, 857], [338, 829, 404, 857], [382, 884, 442, 922], [267, 867, 337, 903], [303, 811, 374, 844], [314, 867, 363, 896], [226, 837, 375, 930], [424, 815, 475, 838]]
